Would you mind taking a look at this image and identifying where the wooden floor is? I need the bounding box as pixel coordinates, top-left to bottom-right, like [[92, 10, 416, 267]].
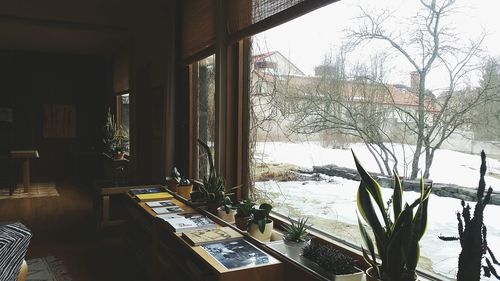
[[0, 181, 144, 281]]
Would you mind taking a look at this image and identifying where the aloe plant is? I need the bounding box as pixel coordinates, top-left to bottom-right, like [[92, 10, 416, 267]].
[[197, 139, 226, 205], [353, 151, 432, 281], [283, 217, 310, 243]]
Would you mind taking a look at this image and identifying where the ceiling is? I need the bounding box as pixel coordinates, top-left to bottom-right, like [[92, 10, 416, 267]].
[[0, 0, 132, 56]]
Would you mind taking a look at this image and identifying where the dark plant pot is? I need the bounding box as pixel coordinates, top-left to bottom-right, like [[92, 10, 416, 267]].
[[167, 180, 178, 192], [114, 152, 125, 160], [234, 215, 251, 231], [189, 190, 204, 202], [365, 267, 381, 281], [207, 202, 220, 214]]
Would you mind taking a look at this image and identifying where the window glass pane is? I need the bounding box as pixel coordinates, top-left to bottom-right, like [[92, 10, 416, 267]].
[[119, 93, 129, 134], [249, 0, 500, 279], [194, 55, 215, 179], [115, 93, 129, 153]]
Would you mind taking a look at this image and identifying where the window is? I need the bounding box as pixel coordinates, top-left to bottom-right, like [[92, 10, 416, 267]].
[[192, 55, 216, 179], [248, 1, 500, 280], [116, 92, 130, 152], [116, 93, 129, 132]]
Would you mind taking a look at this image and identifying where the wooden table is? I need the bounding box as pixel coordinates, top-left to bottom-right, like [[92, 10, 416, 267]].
[[10, 150, 39, 192], [94, 182, 162, 228]]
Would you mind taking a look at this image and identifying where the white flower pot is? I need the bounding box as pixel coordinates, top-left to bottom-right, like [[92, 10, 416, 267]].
[[217, 207, 236, 223], [283, 239, 310, 260], [335, 271, 364, 281], [248, 220, 273, 242], [300, 256, 364, 281]]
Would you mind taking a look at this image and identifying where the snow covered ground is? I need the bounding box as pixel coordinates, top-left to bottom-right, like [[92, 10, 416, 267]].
[[254, 141, 500, 279], [255, 141, 500, 190]]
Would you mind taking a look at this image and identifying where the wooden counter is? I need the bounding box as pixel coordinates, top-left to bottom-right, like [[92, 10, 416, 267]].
[[124, 192, 283, 281]]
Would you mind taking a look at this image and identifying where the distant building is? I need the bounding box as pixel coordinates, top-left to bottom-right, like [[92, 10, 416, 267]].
[[251, 51, 441, 141]]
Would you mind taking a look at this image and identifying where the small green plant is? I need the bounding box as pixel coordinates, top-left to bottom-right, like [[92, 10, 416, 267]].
[[235, 199, 255, 217], [179, 176, 191, 186], [439, 151, 500, 280], [283, 217, 310, 243], [166, 167, 181, 183], [302, 242, 358, 275], [220, 196, 235, 214], [251, 203, 273, 233], [353, 151, 431, 281]]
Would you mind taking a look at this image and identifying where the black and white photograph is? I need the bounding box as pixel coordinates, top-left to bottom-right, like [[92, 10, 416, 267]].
[[202, 240, 272, 270]]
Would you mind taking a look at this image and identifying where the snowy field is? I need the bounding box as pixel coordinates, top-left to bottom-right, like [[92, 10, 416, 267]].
[[255, 141, 500, 190], [254, 142, 500, 279]]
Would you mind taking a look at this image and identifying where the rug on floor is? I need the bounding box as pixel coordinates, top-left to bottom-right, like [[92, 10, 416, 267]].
[[26, 256, 72, 281], [0, 182, 59, 200]]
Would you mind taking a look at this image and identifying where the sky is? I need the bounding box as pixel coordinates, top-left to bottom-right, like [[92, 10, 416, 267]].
[[254, 0, 500, 93]]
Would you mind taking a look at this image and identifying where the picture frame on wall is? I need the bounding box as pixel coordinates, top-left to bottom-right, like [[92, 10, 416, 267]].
[[43, 104, 77, 138]]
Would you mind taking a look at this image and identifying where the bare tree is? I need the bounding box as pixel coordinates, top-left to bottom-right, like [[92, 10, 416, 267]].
[[348, 0, 490, 179], [471, 58, 500, 141], [283, 50, 402, 176]]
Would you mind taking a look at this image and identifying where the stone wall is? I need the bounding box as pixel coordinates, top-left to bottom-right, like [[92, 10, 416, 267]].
[[312, 164, 500, 205]]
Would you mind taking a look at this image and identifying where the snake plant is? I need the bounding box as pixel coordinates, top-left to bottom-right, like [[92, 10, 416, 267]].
[[353, 151, 432, 281], [197, 139, 226, 205]]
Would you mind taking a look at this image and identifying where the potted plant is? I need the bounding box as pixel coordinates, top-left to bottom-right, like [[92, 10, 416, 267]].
[[197, 139, 234, 214], [165, 167, 181, 192], [234, 199, 255, 230], [438, 151, 500, 281], [248, 203, 273, 242], [353, 151, 432, 281], [301, 242, 363, 281], [283, 217, 311, 259], [176, 176, 193, 199], [217, 196, 237, 223], [103, 109, 129, 159]]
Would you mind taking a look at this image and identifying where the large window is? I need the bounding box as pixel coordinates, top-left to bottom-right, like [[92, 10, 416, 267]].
[[192, 55, 216, 179], [248, 0, 500, 279]]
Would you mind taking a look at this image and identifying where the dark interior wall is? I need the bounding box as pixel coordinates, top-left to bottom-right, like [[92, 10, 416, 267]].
[[0, 50, 109, 182], [128, 0, 178, 183]]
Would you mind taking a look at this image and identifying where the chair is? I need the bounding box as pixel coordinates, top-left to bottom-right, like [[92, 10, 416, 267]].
[[0, 222, 32, 281]]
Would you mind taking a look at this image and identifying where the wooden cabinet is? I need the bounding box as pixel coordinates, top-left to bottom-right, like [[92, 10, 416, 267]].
[[124, 193, 284, 281]]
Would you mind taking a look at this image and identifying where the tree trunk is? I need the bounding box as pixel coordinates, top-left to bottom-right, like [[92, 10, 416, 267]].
[[423, 148, 434, 179], [366, 143, 386, 175], [410, 75, 426, 179], [381, 147, 393, 176]]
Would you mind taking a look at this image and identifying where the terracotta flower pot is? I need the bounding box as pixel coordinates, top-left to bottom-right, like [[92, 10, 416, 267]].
[[234, 215, 251, 231], [176, 184, 193, 199], [167, 180, 178, 192]]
